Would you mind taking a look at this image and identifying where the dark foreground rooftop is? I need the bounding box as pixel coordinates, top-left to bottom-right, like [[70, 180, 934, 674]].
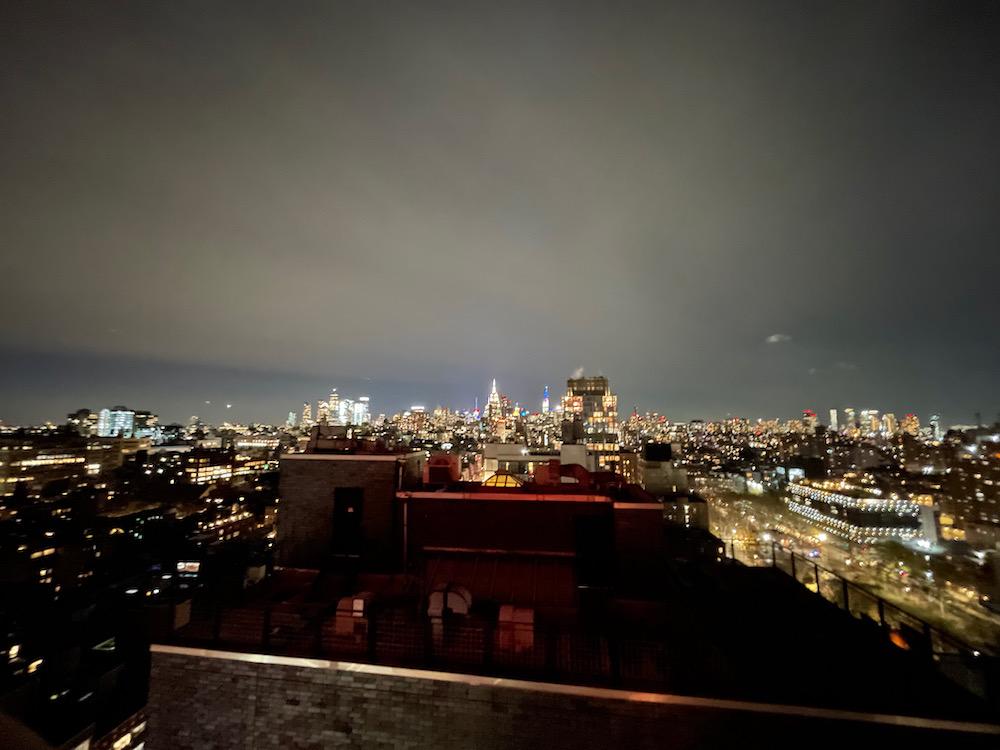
[[160, 563, 996, 725]]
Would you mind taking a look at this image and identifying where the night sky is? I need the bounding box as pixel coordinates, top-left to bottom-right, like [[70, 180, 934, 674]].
[[2, 2, 999, 426]]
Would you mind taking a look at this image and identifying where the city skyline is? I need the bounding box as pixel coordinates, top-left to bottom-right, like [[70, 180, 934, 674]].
[[2, 360, 985, 432], [2, 4, 999, 744]]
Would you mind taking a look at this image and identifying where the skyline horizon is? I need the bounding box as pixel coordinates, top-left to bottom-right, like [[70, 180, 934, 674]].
[[1, 347, 990, 429]]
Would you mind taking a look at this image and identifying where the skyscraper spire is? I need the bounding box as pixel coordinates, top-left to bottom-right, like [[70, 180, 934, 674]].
[[486, 378, 502, 422]]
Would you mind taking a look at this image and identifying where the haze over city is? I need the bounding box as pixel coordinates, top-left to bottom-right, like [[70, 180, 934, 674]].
[[3, 1, 999, 425]]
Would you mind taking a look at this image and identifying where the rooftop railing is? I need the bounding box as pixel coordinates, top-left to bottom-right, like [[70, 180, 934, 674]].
[[722, 538, 997, 707]]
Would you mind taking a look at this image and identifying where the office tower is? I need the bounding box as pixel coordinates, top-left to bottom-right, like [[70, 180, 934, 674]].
[[317, 400, 331, 425], [860, 409, 879, 435], [286, 411, 297, 428], [828, 408, 838, 432], [563, 375, 618, 435], [67, 408, 99, 436], [882, 413, 898, 435], [486, 379, 502, 422], [328, 389, 340, 424], [844, 407, 856, 431], [542, 385, 550, 414], [352, 396, 371, 425], [338, 398, 354, 426], [132, 410, 160, 439], [802, 409, 817, 433], [929, 414, 942, 441], [96, 406, 136, 438], [562, 374, 619, 470], [301, 401, 313, 427], [901, 413, 921, 437], [410, 405, 426, 432]]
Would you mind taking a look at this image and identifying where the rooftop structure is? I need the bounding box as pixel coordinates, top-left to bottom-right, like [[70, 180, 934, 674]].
[[138, 440, 1000, 747]]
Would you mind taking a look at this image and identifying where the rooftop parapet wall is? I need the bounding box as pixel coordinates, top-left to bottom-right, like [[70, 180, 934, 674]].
[[146, 645, 1000, 750]]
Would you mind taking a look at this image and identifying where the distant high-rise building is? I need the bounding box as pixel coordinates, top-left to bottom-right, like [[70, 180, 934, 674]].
[[860, 409, 879, 435], [67, 408, 98, 436], [301, 402, 313, 427], [802, 409, 817, 433], [97, 406, 135, 438], [317, 400, 331, 425], [562, 374, 619, 470], [338, 398, 354, 426], [328, 389, 340, 424], [929, 414, 942, 441], [286, 411, 297, 428], [542, 385, 550, 414], [901, 413, 921, 437], [486, 379, 503, 423], [881, 413, 898, 435], [828, 408, 839, 432], [563, 375, 618, 434], [133, 410, 160, 439], [844, 407, 856, 432], [409, 405, 426, 432], [352, 396, 371, 425]]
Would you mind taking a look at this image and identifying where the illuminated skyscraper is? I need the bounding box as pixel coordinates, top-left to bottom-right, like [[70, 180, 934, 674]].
[[929, 414, 942, 441], [317, 400, 330, 424], [286, 411, 297, 428], [563, 375, 618, 434], [562, 374, 619, 470], [301, 401, 313, 427], [542, 385, 550, 414], [352, 396, 371, 425], [881, 413, 898, 435], [97, 406, 135, 438], [338, 398, 354, 426], [901, 413, 921, 437], [328, 389, 340, 424], [844, 407, 856, 433], [828, 408, 839, 432], [486, 379, 503, 422], [802, 409, 817, 433], [860, 409, 879, 435]]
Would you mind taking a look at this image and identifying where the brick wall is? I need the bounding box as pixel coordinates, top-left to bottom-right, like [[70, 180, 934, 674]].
[[277, 456, 408, 571], [146, 645, 998, 749]]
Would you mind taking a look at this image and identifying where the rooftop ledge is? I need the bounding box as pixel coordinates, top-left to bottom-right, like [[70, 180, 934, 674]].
[[150, 644, 1000, 737]]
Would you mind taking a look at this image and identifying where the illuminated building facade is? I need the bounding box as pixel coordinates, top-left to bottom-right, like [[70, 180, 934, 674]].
[[562, 375, 619, 471], [785, 481, 923, 544], [316, 400, 331, 424], [485, 379, 503, 423], [901, 413, 921, 437], [328, 389, 340, 424], [0, 434, 90, 497], [97, 406, 135, 438], [352, 396, 371, 425], [337, 398, 354, 426], [881, 413, 898, 435], [860, 409, 879, 435]]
